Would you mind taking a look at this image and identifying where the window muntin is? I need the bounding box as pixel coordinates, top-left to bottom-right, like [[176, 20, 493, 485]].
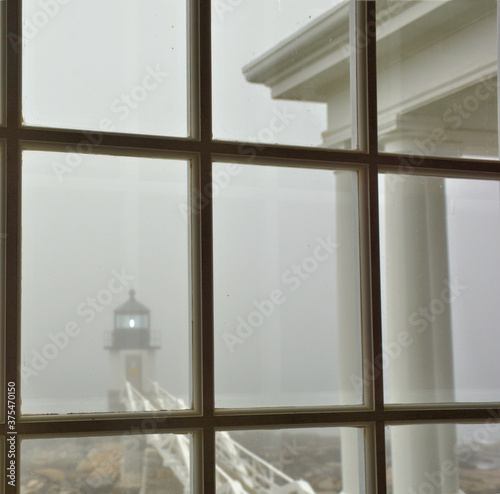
[[0, 141, 4, 426], [0, 2, 5, 126]]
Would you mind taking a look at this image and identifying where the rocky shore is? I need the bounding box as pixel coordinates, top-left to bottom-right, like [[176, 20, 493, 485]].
[[21, 433, 500, 493]]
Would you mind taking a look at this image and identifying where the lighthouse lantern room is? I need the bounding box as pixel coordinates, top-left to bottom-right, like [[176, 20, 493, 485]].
[[104, 289, 160, 411]]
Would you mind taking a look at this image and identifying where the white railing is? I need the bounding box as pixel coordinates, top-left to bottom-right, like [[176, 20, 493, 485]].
[[123, 381, 315, 494], [216, 465, 250, 494], [151, 433, 191, 494], [216, 432, 315, 494], [148, 379, 188, 410], [125, 382, 190, 493], [125, 381, 157, 411]]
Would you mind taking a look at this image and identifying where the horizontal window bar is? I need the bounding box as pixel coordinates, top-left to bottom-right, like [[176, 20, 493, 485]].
[[11, 407, 500, 435]]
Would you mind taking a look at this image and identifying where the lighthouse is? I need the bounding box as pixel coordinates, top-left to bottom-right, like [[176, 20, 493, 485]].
[[104, 290, 161, 411]]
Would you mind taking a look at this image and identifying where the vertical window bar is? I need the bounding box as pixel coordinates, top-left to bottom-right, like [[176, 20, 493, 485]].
[[350, 0, 359, 151], [199, 0, 215, 493], [0, 1, 6, 127], [353, 0, 374, 412], [201, 149, 215, 493], [200, 0, 212, 145], [189, 1, 204, 492], [0, 141, 4, 427], [190, 153, 204, 491], [192, 428, 204, 494], [364, 423, 377, 494], [375, 420, 387, 494], [366, 0, 378, 157], [5, 0, 21, 492], [365, 0, 383, 405], [363, 1, 387, 493]]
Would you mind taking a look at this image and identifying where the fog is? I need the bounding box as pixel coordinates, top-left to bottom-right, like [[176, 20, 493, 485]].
[[18, 0, 500, 415], [21, 152, 191, 412]]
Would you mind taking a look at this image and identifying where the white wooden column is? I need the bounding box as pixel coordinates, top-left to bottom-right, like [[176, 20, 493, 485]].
[[382, 136, 462, 493]]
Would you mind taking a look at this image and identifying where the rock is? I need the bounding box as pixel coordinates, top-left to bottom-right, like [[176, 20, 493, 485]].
[[34, 468, 65, 483]]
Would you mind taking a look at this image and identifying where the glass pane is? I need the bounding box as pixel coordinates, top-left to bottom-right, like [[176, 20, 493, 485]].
[[214, 163, 362, 409], [21, 433, 192, 493], [380, 174, 500, 404], [377, 0, 498, 159], [22, 0, 188, 137], [212, 0, 354, 149], [21, 151, 191, 414], [216, 427, 365, 494], [386, 422, 500, 494]]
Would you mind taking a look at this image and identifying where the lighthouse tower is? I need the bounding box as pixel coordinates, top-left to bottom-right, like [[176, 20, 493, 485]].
[[104, 290, 160, 411]]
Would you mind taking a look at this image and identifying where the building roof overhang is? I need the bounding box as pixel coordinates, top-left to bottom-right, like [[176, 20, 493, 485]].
[[243, 0, 497, 105]]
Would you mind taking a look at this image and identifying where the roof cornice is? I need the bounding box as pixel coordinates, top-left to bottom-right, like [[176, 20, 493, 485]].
[[243, 1, 350, 85]]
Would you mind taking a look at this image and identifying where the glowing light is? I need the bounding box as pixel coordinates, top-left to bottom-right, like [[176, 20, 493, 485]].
[[129, 319, 135, 328]]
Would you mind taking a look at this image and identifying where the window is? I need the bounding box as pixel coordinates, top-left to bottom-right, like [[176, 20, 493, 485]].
[[2, 1, 500, 493]]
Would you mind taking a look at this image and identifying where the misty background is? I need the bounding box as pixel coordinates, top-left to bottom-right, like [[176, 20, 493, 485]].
[[18, 0, 500, 414]]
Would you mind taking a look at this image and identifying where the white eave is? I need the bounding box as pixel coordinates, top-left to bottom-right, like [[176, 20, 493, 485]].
[[243, 0, 497, 105], [243, 1, 350, 102]]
